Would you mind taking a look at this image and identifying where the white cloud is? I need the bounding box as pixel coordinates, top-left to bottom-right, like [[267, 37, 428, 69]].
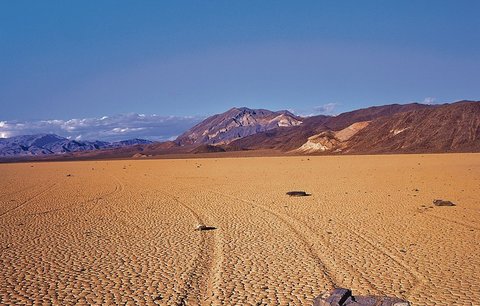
[[314, 103, 338, 115], [110, 127, 146, 134], [0, 113, 202, 142], [422, 97, 436, 105], [292, 103, 339, 117]]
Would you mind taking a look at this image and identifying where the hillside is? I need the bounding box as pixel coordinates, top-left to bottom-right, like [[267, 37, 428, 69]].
[[175, 107, 302, 145]]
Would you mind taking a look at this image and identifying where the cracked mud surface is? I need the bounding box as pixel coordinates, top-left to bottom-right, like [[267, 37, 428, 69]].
[[1, 154, 479, 305]]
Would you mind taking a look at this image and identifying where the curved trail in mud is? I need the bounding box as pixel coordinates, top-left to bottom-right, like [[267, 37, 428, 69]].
[[205, 188, 362, 290], [0, 181, 58, 218], [424, 212, 480, 231], [152, 184, 218, 306]]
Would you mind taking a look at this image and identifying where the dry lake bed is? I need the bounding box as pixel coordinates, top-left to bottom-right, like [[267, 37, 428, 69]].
[[1, 154, 479, 305]]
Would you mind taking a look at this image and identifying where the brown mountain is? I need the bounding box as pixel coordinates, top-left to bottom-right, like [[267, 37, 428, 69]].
[[344, 101, 480, 153], [225, 114, 330, 151], [227, 103, 431, 152], [191, 144, 226, 154], [322, 103, 430, 131], [286, 101, 479, 154], [175, 107, 302, 145]]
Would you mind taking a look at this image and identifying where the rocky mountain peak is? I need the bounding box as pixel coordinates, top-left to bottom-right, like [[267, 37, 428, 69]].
[[175, 107, 302, 145]]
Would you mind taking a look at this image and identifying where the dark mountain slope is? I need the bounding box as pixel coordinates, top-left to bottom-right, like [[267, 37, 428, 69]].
[[227, 103, 429, 152], [345, 101, 480, 153]]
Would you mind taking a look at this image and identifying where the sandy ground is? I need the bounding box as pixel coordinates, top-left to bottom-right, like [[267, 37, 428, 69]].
[[0, 154, 479, 305]]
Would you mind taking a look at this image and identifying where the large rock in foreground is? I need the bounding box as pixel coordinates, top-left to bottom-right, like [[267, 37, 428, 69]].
[[313, 288, 410, 306]]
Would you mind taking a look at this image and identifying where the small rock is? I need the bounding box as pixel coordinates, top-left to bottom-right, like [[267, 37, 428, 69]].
[[286, 191, 309, 197], [433, 199, 456, 206], [195, 224, 216, 231]]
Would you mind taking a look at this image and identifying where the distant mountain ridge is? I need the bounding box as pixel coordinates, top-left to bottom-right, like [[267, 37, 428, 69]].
[[1, 100, 479, 160], [0, 134, 153, 157], [226, 101, 480, 154], [175, 107, 302, 145], [226, 103, 431, 151]]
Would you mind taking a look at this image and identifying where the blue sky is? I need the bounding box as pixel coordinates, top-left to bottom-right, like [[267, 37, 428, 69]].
[[1, 1, 479, 140]]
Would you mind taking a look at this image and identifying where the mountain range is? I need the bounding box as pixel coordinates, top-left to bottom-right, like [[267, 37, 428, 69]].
[[1, 100, 479, 160], [222, 101, 480, 153], [0, 134, 152, 157]]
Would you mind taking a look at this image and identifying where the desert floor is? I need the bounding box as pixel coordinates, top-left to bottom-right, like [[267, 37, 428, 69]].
[[0, 154, 479, 305]]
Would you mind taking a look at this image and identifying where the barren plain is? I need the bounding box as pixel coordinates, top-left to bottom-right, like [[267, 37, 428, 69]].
[[1, 154, 479, 305]]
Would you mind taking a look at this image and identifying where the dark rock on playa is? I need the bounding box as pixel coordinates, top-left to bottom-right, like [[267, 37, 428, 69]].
[[286, 191, 310, 197], [313, 288, 410, 306], [194, 224, 216, 231], [433, 199, 456, 206]]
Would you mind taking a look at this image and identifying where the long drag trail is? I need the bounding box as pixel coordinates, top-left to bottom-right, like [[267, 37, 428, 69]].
[[1, 154, 479, 305]]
